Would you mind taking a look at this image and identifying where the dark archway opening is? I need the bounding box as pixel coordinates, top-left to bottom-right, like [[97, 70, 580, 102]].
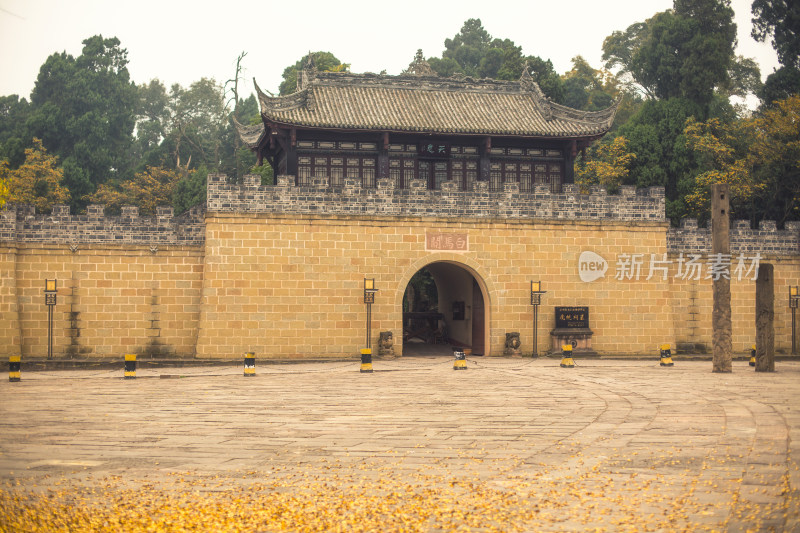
[[402, 262, 486, 356]]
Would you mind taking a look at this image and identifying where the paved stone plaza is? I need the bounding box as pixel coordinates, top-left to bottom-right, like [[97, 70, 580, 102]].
[[1, 358, 799, 531]]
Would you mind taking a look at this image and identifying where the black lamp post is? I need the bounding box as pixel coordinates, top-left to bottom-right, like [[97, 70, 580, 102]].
[[44, 279, 57, 360], [530, 281, 546, 358], [790, 285, 799, 355], [362, 279, 378, 373]]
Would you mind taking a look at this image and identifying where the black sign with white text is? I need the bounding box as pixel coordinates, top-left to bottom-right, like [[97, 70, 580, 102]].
[[555, 306, 589, 329]]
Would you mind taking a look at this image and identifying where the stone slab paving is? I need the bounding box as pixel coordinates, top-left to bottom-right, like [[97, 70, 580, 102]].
[[1, 357, 799, 531]]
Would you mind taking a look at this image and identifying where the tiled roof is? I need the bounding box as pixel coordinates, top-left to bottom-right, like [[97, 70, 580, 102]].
[[253, 67, 618, 139]]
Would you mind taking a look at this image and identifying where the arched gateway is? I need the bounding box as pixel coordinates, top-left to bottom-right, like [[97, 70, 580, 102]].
[[398, 259, 491, 357]]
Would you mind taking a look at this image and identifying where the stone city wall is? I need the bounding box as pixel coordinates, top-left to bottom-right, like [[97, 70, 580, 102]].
[[1, 173, 798, 359], [207, 174, 666, 222], [0, 204, 205, 359], [668, 218, 800, 256], [0, 204, 205, 245]]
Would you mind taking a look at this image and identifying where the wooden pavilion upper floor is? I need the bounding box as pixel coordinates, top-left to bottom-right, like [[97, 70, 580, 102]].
[[235, 54, 619, 193]]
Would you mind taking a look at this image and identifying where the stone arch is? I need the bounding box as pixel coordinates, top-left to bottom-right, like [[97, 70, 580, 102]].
[[394, 253, 495, 356]]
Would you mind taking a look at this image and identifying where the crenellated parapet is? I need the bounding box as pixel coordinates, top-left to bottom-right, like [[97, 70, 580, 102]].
[[206, 174, 667, 223], [0, 204, 206, 246], [668, 218, 800, 256]]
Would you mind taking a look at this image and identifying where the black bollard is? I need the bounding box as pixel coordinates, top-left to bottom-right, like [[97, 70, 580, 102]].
[[659, 344, 674, 367], [360, 348, 373, 373], [124, 354, 136, 379], [9, 355, 20, 382], [560, 345, 575, 368]]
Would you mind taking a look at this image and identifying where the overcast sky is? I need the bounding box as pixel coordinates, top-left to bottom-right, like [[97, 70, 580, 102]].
[[0, 0, 781, 104]]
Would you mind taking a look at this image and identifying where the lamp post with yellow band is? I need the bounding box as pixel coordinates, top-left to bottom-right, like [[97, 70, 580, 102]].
[[362, 278, 378, 373], [44, 279, 57, 360], [790, 286, 799, 355], [530, 281, 546, 358]]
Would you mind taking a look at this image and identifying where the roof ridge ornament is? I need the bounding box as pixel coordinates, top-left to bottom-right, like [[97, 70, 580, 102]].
[[519, 61, 534, 90], [522, 71, 554, 121], [403, 49, 436, 77], [298, 52, 319, 91], [518, 62, 553, 121]]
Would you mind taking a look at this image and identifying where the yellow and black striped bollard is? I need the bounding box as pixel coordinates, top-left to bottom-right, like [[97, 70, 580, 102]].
[[360, 348, 373, 373], [659, 344, 674, 367], [560, 344, 575, 368], [244, 352, 255, 377], [9, 355, 21, 382], [453, 349, 467, 370], [124, 354, 136, 379], [749, 344, 756, 367]]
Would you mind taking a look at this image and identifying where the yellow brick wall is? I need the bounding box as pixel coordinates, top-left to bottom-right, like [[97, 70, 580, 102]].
[[0, 246, 22, 356], [668, 256, 800, 354], [3, 216, 798, 359], [195, 214, 680, 358], [7, 244, 203, 358]]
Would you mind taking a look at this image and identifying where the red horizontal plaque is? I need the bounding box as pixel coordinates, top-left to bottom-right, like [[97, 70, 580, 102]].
[[426, 233, 468, 251]]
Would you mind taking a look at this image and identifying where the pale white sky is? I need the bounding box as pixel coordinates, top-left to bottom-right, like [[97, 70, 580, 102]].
[[0, 0, 781, 104]]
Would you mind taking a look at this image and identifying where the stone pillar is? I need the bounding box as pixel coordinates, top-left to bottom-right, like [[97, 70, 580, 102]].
[[755, 263, 775, 372], [711, 183, 732, 373]]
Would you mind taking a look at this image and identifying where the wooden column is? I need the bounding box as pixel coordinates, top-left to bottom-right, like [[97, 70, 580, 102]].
[[755, 263, 775, 372], [711, 183, 732, 373], [378, 132, 389, 180], [563, 140, 577, 185], [286, 129, 298, 181], [479, 136, 491, 182]]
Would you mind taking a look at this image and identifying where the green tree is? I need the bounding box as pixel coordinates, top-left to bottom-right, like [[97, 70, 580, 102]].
[[576, 136, 637, 193], [133, 78, 228, 173], [759, 65, 800, 106], [751, 0, 800, 107], [685, 95, 800, 224], [279, 52, 348, 96], [0, 95, 31, 168], [599, 0, 761, 222], [602, 0, 756, 110], [561, 56, 619, 111], [0, 166, 8, 208], [133, 79, 171, 169], [26, 35, 137, 208], [428, 19, 565, 102], [5, 138, 70, 212], [166, 78, 228, 171], [441, 18, 492, 76], [616, 97, 703, 221], [86, 166, 181, 216], [172, 166, 208, 215], [751, 0, 800, 69]]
